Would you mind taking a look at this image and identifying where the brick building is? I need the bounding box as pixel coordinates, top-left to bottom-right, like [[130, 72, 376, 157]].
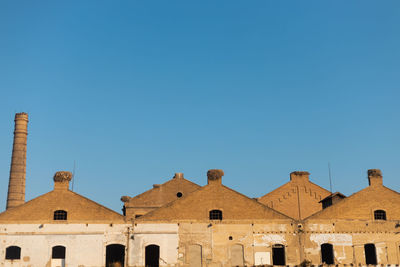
[[1, 113, 399, 267]]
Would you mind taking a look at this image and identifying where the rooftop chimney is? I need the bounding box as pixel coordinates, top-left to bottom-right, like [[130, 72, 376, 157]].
[[174, 173, 184, 179], [6, 113, 29, 209], [368, 169, 382, 186], [207, 169, 224, 185], [290, 171, 310, 182], [53, 171, 72, 190]]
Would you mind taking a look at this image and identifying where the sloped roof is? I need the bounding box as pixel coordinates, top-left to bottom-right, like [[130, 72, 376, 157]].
[[305, 184, 400, 220], [0, 188, 125, 223], [125, 175, 201, 208], [137, 181, 292, 222]]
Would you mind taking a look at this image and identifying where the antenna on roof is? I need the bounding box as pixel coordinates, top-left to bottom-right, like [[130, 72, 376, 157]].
[[328, 162, 333, 194], [71, 160, 76, 191]]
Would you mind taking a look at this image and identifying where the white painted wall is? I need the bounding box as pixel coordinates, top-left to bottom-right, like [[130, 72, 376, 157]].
[[0, 223, 129, 267], [130, 224, 178, 267]]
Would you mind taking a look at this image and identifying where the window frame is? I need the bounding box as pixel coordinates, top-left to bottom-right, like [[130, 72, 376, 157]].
[[209, 209, 223, 220], [374, 209, 387, 221], [53, 210, 68, 221]]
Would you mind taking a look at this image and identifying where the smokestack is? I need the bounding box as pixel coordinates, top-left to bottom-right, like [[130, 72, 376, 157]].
[[6, 113, 29, 210]]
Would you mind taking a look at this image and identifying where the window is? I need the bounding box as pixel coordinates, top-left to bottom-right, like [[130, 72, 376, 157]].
[[54, 210, 67, 220], [374, 210, 386, 220], [5, 246, 21, 260], [209, 210, 222, 220], [176, 192, 183, 198], [52, 246, 66, 259]]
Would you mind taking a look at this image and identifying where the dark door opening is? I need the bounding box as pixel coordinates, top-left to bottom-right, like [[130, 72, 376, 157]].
[[321, 243, 334, 264], [106, 244, 125, 267], [364, 244, 377, 265], [145, 244, 160, 267], [272, 244, 286, 265]]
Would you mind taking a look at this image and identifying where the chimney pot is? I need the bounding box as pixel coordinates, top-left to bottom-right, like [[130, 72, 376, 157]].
[[174, 173, 184, 179], [207, 169, 224, 184], [53, 171, 72, 190], [368, 169, 383, 186], [290, 171, 310, 181]]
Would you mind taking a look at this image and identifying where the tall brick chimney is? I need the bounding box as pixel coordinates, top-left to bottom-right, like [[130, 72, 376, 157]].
[[6, 113, 29, 209], [368, 169, 383, 186]]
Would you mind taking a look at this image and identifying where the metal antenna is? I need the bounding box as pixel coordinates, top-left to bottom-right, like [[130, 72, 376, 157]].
[[328, 162, 333, 194], [72, 160, 76, 191]]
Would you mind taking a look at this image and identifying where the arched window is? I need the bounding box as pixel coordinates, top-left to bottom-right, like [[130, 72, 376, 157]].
[[5, 246, 21, 260], [272, 244, 286, 265], [374, 210, 386, 220], [321, 243, 334, 264], [54, 210, 67, 220], [364, 243, 377, 265], [52, 246, 66, 259], [209, 210, 222, 220]]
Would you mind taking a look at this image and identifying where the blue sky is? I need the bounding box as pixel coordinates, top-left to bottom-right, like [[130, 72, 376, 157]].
[[0, 1, 399, 213]]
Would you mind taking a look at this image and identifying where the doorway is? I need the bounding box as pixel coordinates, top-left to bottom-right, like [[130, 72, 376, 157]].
[[106, 244, 125, 267], [321, 243, 334, 264], [364, 243, 377, 265], [272, 244, 286, 265], [145, 244, 160, 267]]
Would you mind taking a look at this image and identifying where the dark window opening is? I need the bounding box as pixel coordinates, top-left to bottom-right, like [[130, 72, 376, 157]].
[[364, 243, 377, 265], [5, 246, 21, 260], [54, 210, 67, 220], [145, 244, 160, 267], [322, 198, 333, 209], [176, 192, 183, 198], [135, 215, 142, 219], [321, 243, 334, 264], [52, 246, 66, 259], [122, 206, 126, 216], [272, 244, 286, 266], [106, 244, 125, 267], [374, 210, 386, 220], [209, 210, 222, 220]]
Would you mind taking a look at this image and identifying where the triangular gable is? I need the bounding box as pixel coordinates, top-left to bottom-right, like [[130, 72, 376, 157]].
[[258, 172, 331, 220], [0, 189, 125, 223], [126, 176, 201, 208], [305, 185, 400, 220], [137, 182, 292, 222]]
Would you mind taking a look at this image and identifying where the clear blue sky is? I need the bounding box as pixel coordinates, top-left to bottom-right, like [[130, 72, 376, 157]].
[[0, 1, 399, 213]]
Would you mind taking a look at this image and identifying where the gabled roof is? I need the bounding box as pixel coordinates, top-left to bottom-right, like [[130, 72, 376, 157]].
[[124, 174, 201, 208], [137, 181, 292, 222], [305, 184, 400, 220], [0, 189, 125, 224], [258, 172, 331, 220]]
